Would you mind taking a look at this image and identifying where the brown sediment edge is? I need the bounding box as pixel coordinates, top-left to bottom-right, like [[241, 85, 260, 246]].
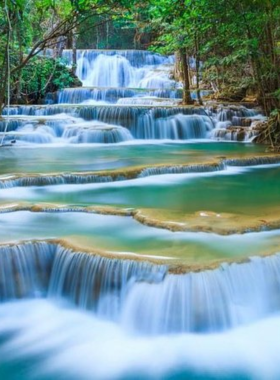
[[131, 209, 280, 235], [0, 237, 279, 275], [0, 238, 170, 267], [0, 161, 222, 185], [1, 201, 280, 236], [1, 153, 280, 187]]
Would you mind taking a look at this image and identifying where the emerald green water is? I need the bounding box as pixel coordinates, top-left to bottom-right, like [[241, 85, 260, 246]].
[[0, 54, 276, 380], [2, 165, 279, 218], [0, 211, 280, 264], [0, 142, 265, 174]]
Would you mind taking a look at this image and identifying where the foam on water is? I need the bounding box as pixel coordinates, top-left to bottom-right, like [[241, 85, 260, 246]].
[[1, 240, 280, 334], [0, 298, 280, 379], [1, 101, 264, 144]]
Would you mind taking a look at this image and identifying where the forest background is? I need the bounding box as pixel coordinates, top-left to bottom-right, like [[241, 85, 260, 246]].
[[1, 0, 280, 144]]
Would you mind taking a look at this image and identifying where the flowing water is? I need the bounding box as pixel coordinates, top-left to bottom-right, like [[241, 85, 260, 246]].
[[0, 49, 278, 379]]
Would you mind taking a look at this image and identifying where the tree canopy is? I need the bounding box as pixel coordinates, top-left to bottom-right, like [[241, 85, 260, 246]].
[[1, 0, 280, 114], [135, 0, 280, 112]]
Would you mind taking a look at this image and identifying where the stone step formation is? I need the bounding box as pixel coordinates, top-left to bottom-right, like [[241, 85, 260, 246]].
[[0, 49, 278, 380]]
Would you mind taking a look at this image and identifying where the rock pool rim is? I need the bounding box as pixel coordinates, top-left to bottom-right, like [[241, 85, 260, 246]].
[[0, 238, 279, 275], [1, 201, 280, 236], [1, 153, 280, 187]]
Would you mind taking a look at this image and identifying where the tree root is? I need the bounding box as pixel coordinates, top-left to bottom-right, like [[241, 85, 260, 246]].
[[255, 111, 280, 151]]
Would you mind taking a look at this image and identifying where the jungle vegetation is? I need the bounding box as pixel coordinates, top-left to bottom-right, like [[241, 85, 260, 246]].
[[1, 0, 280, 120]]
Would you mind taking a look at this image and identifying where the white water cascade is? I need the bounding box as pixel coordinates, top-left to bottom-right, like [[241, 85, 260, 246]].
[[0, 49, 265, 144], [1, 241, 280, 336], [0, 43, 275, 380], [67, 49, 175, 89]]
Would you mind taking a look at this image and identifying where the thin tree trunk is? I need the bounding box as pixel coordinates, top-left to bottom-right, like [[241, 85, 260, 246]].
[[15, 25, 24, 104], [179, 49, 193, 105], [72, 27, 77, 75], [195, 30, 203, 105], [0, 25, 10, 114]]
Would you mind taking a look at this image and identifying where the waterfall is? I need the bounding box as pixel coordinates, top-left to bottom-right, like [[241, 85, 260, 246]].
[[80, 54, 143, 87], [138, 163, 226, 177], [225, 156, 280, 166], [0, 119, 23, 132], [57, 50, 174, 88], [0, 163, 225, 188], [61, 49, 172, 68], [216, 106, 260, 128], [62, 123, 133, 143], [212, 128, 248, 142], [48, 246, 167, 320], [0, 242, 55, 300], [1, 155, 279, 188], [1, 241, 280, 336], [0, 174, 115, 188], [58, 87, 138, 104], [1, 49, 264, 143], [1, 106, 214, 143], [121, 255, 280, 334], [131, 114, 213, 140], [78, 106, 206, 129], [57, 88, 199, 104], [116, 97, 181, 106]]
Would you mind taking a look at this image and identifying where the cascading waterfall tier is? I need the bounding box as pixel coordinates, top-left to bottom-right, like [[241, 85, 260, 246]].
[[2, 48, 264, 143], [0, 241, 56, 300], [1, 106, 215, 143], [1, 155, 280, 188], [0, 173, 116, 188], [48, 246, 166, 320], [1, 241, 280, 335], [54, 49, 175, 88], [0, 162, 224, 188], [61, 49, 174, 68], [57, 87, 185, 104], [122, 255, 280, 334], [62, 122, 133, 143]]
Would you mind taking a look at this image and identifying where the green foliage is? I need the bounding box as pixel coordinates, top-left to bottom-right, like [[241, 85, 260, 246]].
[[76, 16, 137, 49], [0, 0, 144, 110], [139, 0, 280, 112], [19, 56, 78, 102]]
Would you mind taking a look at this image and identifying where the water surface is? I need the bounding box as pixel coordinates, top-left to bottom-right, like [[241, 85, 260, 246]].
[[0, 142, 265, 174], [0, 211, 280, 264]]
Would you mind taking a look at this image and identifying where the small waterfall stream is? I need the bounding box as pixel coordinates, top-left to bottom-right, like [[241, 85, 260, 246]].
[[0, 242, 55, 300]]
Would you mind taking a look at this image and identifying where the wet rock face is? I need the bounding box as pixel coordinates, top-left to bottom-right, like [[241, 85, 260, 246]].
[[213, 127, 247, 141], [240, 117, 253, 127]]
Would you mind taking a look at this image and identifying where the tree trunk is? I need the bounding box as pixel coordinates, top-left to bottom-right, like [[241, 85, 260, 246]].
[[195, 30, 203, 105], [72, 28, 77, 75], [178, 49, 194, 105], [15, 27, 24, 104], [0, 25, 10, 114]]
